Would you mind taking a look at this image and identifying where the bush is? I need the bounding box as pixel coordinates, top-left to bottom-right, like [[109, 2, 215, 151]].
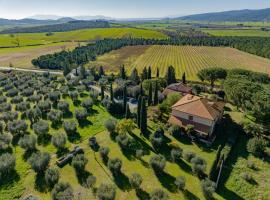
[[108, 158, 122, 174], [191, 156, 207, 177], [136, 149, 144, 159], [0, 132, 12, 150], [201, 178, 215, 199], [48, 110, 63, 125], [150, 134, 164, 151], [57, 101, 70, 113], [116, 134, 131, 150], [175, 176, 186, 191], [84, 175, 96, 188], [51, 133, 67, 150], [63, 120, 77, 135], [75, 108, 88, 121], [247, 137, 269, 157], [18, 134, 37, 151], [72, 154, 88, 171], [97, 183, 116, 200], [28, 152, 50, 174], [183, 151, 196, 162], [104, 118, 117, 133], [52, 182, 73, 200], [241, 172, 253, 182], [171, 148, 183, 163], [99, 147, 110, 161], [129, 173, 143, 189], [150, 189, 168, 200], [8, 120, 28, 136], [150, 155, 166, 173], [33, 120, 49, 137], [168, 125, 181, 137], [0, 153, 16, 178], [45, 167, 60, 188]]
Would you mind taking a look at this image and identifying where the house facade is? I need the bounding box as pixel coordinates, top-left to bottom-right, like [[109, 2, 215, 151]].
[[169, 94, 225, 140]]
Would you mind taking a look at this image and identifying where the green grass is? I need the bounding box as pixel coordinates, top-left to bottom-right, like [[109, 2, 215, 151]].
[[202, 29, 270, 37], [0, 28, 167, 48], [89, 45, 270, 80]]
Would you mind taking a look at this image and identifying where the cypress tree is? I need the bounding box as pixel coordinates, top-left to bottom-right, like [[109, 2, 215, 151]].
[[101, 85, 105, 100], [110, 83, 114, 102], [125, 104, 131, 119], [120, 65, 126, 79], [148, 66, 152, 80], [148, 82, 153, 106], [156, 68, 160, 78], [123, 85, 127, 112], [63, 63, 71, 76], [154, 80, 159, 105], [140, 83, 144, 96], [140, 97, 147, 135], [80, 65, 86, 79], [141, 67, 148, 81], [130, 68, 140, 84], [209, 145, 222, 181], [182, 72, 186, 84], [99, 66, 105, 78], [166, 66, 176, 85], [137, 95, 142, 127]]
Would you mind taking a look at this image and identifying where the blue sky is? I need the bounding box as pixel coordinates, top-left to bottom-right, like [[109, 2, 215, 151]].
[[1, 0, 270, 19]]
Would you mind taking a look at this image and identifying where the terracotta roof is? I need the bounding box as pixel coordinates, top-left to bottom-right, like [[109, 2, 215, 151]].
[[172, 94, 225, 120], [163, 82, 192, 96]]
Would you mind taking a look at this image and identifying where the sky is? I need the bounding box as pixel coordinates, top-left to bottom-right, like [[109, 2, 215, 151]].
[[1, 0, 270, 19]]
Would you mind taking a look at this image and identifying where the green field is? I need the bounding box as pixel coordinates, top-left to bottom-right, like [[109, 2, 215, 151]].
[[89, 45, 270, 80], [0, 28, 167, 48], [202, 29, 270, 37]]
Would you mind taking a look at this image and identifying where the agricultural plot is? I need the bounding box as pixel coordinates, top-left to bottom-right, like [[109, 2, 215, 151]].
[[202, 29, 270, 37], [0, 28, 167, 48], [0, 42, 78, 68], [89, 45, 270, 80]]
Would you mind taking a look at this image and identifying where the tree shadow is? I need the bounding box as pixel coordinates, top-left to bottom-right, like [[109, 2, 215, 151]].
[[0, 170, 20, 187], [136, 188, 150, 200], [139, 158, 150, 168], [113, 172, 131, 191], [67, 132, 82, 144], [173, 134, 192, 145], [120, 148, 136, 161], [63, 111, 73, 119], [35, 173, 48, 192], [51, 121, 63, 130], [155, 170, 177, 193], [75, 170, 91, 186], [183, 189, 200, 200], [176, 159, 192, 173], [73, 100, 81, 107], [56, 147, 70, 158], [37, 134, 52, 146], [78, 119, 92, 128], [130, 132, 154, 154], [23, 149, 38, 161]]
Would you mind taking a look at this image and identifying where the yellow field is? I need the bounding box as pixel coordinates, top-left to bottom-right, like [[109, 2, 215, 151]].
[[89, 45, 270, 80]]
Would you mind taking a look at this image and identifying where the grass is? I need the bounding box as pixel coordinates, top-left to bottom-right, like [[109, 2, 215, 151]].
[[0, 28, 167, 48], [89, 45, 270, 80], [0, 42, 78, 68], [202, 29, 270, 37]]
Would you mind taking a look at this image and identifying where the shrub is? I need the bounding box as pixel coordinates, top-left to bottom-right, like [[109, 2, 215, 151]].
[[247, 137, 269, 157], [51, 133, 67, 150], [104, 118, 117, 133], [18, 134, 37, 151], [116, 134, 131, 150], [28, 152, 50, 174], [136, 149, 144, 159], [97, 183, 116, 200], [48, 110, 63, 125], [84, 175, 97, 189], [33, 120, 49, 137], [150, 133, 164, 151], [99, 147, 110, 161], [48, 91, 61, 104], [57, 101, 70, 113], [150, 155, 166, 173], [0, 153, 16, 179], [0, 132, 12, 150], [171, 148, 183, 163], [45, 167, 60, 188], [82, 98, 94, 111], [175, 176, 186, 191], [72, 154, 88, 171], [191, 156, 207, 177], [241, 172, 253, 182], [201, 178, 216, 199], [150, 189, 168, 200], [129, 173, 143, 189], [108, 158, 122, 174], [8, 120, 28, 136], [15, 102, 30, 112], [51, 182, 73, 200], [183, 151, 196, 162], [63, 120, 77, 135], [168, 125, 181, 137], [75, 108, 88, 121]]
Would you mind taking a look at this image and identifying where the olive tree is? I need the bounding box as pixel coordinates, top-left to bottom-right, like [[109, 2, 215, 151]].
[[48, 91, 61, 105], [150, 189, 168, 200], [171, 148, 183, 163], [51, 182, 74, 200], [75, 108, 88, 121], [104, 118, 117, 134], [129, 173, 143, 190], [8, 120, 28, 136], [175, 176, 186, 191], [0, 132, 12, 150], [18, 134, 37, 151], [0, 153, 16, 179], [63, 120, 77, 135], [191, 156, 207, 177], [51, 133, 67, 150], [108, 158, 122, 175], [33, 120, 49, 137], [26, 108, 42, 126], [150, 155, 166, 173], [97, 183, 116, 200], [99, 146, 110, 162], [82, 98, 94, 112], [201, 178, 216, 199], [57, 101, 70, 113], [247, 137, 269, 157], [45, 167, 60, 188], [28, 152, 51, 174], [72, 154, 88, 171], [48, 110, 63, 126]]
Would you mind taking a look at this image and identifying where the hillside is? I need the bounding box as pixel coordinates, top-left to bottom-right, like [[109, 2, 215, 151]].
[[0, 17, 73, 26], [179, 8, 270, 22]]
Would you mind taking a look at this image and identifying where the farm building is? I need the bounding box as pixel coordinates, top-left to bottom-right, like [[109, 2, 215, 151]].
[[163, 82, 192, 96], [169, 94, 225, 141]]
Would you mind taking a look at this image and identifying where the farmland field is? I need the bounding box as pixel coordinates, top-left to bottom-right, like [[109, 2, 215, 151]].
[[0, 42, 78, 68], [0, 28, 167, 48], [89, 45, 270, 80], [202, 29, 270, 37]]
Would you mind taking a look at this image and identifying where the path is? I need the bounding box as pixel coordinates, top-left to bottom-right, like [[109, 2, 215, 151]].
[[0, 66, 62, 75]]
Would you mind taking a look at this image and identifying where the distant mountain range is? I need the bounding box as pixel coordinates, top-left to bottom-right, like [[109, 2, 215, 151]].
[[179, 8, 270, 22], [29, 15, 114, 21]]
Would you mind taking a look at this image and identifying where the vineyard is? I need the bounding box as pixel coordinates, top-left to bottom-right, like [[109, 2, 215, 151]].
[[89, 45, 270, 80], [202, 29, 270, 37]]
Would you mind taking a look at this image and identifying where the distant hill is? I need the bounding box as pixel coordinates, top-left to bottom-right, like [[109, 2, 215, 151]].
[[179, 8, 270, 22], [0, 18, 74, 26], [0, 20, 110, 34]]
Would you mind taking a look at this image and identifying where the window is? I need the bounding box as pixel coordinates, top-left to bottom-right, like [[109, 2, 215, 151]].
[[189, 115, 193, 121]]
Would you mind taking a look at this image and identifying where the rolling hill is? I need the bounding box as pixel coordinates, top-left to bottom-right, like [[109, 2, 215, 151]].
[[179, 8, 270, 22]]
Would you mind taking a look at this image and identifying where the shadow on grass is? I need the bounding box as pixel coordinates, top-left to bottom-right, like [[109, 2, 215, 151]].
[[176, 159, 192, 173], [173, 134, 192, 145], [0, 170, 20, 188], [56, 147, 70, 158], [67, 132, 82, 143], [75, 170, 91, 186], [139, 158, 150, 168], [35, 173, 48, 192], [113, 172, 131, 191], [78, 119, 92, 128], [37, 134, 52, 146], [23, 149, 38, 161], [51, 121, 63, 130], [183, 189, 200, 200], [136, 188, 150, 200], [155, 170, 177, 193], [63, 111, 73, 119], [130, 132, 154, 154], [73, 100, 81, 107]]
